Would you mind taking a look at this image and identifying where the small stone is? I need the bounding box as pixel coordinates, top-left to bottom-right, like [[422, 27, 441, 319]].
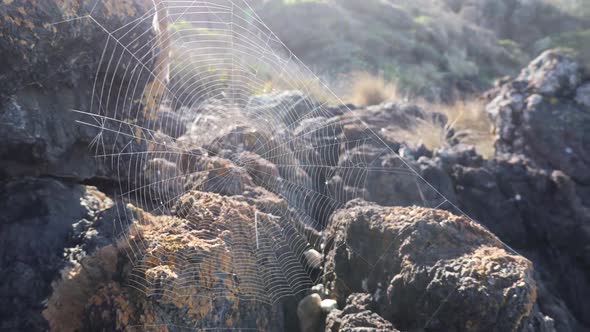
[[321, 299, 338, 313], [297, 293, 322, 332], [311, 283, 325, 296], [304, 249, 322, 269]]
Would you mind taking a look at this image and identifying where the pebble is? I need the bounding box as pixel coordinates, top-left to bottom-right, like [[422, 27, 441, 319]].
[[321, 299, 338, 313]]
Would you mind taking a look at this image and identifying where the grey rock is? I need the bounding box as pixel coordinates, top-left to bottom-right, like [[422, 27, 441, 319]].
[[0, 0, 160, 181], [442, 147, 590, 330], [489, 49, 590, 184], [246, 90, 320, 127], [517, 49, 580, 97], [575, 83, 590, 108], [0, 178, 117, 331]]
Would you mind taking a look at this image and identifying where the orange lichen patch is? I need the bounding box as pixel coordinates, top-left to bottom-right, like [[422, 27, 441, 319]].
[[84, 185, 114, 211], [4, 15, 23, 27], [84, 281, 165, 330], [43, 245, 119, 332], [46, 192, 279, 330], [128, 198, 245, 323]]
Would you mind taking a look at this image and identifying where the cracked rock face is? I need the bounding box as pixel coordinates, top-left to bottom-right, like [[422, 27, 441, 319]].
[[324, 201, 537, 332], [486, 49, 590, 184]]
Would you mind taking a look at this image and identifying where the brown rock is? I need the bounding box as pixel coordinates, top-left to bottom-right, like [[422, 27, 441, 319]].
[[324, 201, 537, 332]]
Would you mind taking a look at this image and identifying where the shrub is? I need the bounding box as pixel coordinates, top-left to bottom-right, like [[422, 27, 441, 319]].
[[348, 72, 400, 106]]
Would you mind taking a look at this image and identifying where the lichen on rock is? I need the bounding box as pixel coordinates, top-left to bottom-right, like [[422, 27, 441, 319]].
[[323, 201, 537, 331]]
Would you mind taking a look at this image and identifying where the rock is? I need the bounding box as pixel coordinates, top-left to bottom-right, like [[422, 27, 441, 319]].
[[325, 293, 398, 332], [246, 91, 320, 127], [235, 151, 282, 189], [183, 154, 255, 196], [324, 202, 537, 331], [44, 191, 308, 331], [517, 49, 581, 97], [0, 178, 116, 331], [298, 293, 323, 332], [575, 82, 590, 108], [521, 305, 557, 332], [304, 249, 323, 270], [479, 50, 590, 329], [0, 0, 163, 180], [143, 157, 183, 204], [327, 143, 455, 209], [150, 106, 187, 139], [439, 144, 590, 330], [487, 49, 590, 184], [321, 299, 338, 313], [311, 284, 327, 297]]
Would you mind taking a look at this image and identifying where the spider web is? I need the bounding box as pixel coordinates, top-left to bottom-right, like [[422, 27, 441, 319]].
[[70, 0, 472, 329]]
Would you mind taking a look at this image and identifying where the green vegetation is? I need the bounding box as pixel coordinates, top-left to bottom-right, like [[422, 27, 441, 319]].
[[253, 0, 590, 101], [542, 29, 590, 67]]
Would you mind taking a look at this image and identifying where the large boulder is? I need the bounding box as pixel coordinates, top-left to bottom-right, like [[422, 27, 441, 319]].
[[43, 190, 313, 331], [441, 144, 590, 331], [324, 200, 537, 332], [486, 49, 590, 184], [478, 50, 590, 330]]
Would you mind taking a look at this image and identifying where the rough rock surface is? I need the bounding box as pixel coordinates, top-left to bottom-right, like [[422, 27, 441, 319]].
[[440, 146, 587, 332], [325, 293, 398, 332], [469, 48, 590, 331], [44, 191, 293, 331], [0, 0, 160, 180], [486, 49, 590, 184], [0, 2, 573, 330], [0, 178, 116, 331], [324, 200, 537, 332]]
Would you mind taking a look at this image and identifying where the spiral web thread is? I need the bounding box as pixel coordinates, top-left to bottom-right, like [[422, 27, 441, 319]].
[[71, 0, 472, 329]]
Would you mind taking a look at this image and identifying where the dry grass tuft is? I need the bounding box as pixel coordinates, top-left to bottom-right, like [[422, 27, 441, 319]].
[[436, 98, 495, 158], [398, 118, 448, 151], [348, 72, 400, 107], [397, 98, 495, 157]]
